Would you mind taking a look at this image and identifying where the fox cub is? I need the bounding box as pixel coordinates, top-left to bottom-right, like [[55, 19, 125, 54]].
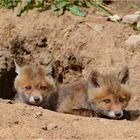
[[14, 61, 56, 109], [55, 67, 131, 119]]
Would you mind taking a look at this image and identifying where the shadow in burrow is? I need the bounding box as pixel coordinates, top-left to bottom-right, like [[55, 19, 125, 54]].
[[0, 68, 17, 99], [0, 55, 83, 100]]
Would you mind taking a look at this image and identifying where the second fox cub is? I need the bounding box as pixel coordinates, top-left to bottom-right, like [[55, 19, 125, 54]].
[[56, 67, 131, 119], [14, 61, 56, 109]]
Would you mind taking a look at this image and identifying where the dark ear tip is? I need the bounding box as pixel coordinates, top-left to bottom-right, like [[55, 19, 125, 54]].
[[124, 66, 129, 75], [88, 70, 101, 87], [88, 70, 99, 79], [120, 66, 129, 75], [119, 66, 129, 84], [123, 66, 129, 72]]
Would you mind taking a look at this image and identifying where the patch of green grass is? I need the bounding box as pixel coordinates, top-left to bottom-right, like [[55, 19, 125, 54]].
[[16, 0, 45, 16], [92, 0, 112, 16], [51, 0, 88, 17], [51, 0, 112, 17], [0, 0, 19, 8], [0, 0, 112, 17]]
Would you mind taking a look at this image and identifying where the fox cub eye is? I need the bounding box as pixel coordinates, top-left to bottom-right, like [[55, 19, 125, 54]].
[[119, 97, 125, 102], [40, 86, 47, 91], [103, 99, 111, 104], [25, 86, 32, 90]]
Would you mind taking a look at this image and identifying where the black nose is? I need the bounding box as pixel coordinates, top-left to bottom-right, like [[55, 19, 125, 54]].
[[34, 96, 40, 102], [115, 112, 122, 117]]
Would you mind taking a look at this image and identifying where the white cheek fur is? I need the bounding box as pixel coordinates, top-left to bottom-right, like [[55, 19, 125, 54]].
[[108, 110, 123, 118], [24, 93, 30, 99], [108, 111, 116, 117]]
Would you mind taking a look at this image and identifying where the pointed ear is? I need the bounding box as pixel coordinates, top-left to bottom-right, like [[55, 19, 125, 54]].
[[45, 61, 53, 76], [14, 59, 21, 74], [118, 66, 129, 84], [88, 70, 101, 88]]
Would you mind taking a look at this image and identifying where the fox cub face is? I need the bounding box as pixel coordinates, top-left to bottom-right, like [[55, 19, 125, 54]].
[[14, 62, 55, 106], [87, 67, 131, 119]]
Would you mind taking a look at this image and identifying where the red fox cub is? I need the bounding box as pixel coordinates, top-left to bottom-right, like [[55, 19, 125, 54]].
[[56, 67, 131, 119], [14, 61, 56, 109]]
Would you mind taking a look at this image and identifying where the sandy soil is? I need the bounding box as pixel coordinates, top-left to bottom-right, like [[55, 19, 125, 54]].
[[0, 100, 139, 140], [0, 1, 140, 139]]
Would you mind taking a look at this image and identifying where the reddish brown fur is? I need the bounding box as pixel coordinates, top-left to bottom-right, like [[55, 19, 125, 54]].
[[88, 74, 131, 108], [14, 64, 56, 108], [55, 68, 131, 119], [15, 65, 55, 93]]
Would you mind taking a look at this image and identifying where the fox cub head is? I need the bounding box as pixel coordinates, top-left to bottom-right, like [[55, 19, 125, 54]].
[[14, 61, 56, 106], [87, 67, 131, 119]]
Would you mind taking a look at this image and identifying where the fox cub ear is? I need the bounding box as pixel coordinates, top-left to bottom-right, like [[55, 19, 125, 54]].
[[118, 66, 129, 84], [88, 70, 101, 88], [14, 60, 21, 74], [45, 62, 53, 76]]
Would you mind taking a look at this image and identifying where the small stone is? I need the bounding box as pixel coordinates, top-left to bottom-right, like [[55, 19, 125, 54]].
[[0, 99, 15, 104], [34, 111, 43, 118], [108, 15, 122, 22], [94, 24, 104, 32], [6, 100, 14, 104], [135, 11, 140, 15], [125, 35, 140, 46], [14, 120, 19, 124], [40, 123, 48, 130], [47, 123, 57, 130], [29, 107, 35, 110], [122, 14, 140, 24]]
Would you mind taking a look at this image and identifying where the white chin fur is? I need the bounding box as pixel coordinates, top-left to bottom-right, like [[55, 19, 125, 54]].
[[107, 110, 123, 119], [29, 95, 43, 105], [108, 111, 116, 117]]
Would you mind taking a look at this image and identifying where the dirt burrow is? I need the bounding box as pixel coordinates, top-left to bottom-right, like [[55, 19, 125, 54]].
[[0, 7, 139, 99], [0, 1, 140, 139]]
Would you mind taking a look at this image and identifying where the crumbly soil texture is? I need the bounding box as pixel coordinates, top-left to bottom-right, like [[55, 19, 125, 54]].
[[0, 1, 140, 139]]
